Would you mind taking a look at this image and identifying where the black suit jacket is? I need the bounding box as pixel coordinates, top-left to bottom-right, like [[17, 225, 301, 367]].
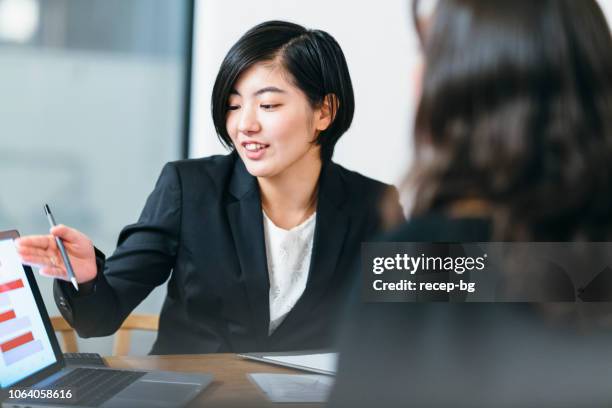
[[54, 152, 401, 354]]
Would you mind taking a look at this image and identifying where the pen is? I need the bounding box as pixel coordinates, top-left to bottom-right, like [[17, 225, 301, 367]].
[[44, 204, 79, 291]]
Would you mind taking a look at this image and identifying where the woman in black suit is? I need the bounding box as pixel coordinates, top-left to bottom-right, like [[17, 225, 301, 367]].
[[16, 21, 402, 354], [330, 1, 612, 407]]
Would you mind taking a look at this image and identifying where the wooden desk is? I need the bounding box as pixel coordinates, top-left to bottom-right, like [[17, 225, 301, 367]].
[[106, 353, 326, 407]]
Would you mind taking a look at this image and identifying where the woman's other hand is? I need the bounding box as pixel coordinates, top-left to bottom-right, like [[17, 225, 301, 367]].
[[15, 225, 97, 284]]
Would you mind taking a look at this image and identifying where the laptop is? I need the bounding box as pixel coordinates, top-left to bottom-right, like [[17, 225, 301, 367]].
[[0, 230, 213, 408]]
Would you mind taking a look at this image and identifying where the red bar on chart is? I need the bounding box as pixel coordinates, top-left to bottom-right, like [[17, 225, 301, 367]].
[[1, 332, 34, 352], [0, 310, 16, 323], [0, 279, 24, 294]]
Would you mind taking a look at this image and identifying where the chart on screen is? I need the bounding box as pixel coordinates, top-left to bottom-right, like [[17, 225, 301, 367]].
[[0, 239, 57, 388]]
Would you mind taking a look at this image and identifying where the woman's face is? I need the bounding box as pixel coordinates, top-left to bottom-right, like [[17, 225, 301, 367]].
[[226, 62, 329, 179]]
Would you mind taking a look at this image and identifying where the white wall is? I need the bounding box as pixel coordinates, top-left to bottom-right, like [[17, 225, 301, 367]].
[[602, 0, 612, 27], [188, 0, 417, 186]]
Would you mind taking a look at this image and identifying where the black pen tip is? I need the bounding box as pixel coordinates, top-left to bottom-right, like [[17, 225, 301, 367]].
[[44, 204, 50, 214]]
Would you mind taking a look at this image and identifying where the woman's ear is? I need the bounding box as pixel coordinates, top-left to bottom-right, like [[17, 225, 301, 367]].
[[314, 94, 339, 132]]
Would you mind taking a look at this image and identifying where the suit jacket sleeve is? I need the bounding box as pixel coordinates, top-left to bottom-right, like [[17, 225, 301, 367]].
[[54, 162, 181, 337]]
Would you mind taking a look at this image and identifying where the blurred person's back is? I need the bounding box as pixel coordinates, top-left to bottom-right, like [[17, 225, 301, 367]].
[[329, 0, 612, 406]]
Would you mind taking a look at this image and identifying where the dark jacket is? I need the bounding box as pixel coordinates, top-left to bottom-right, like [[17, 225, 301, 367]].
[[329, 215, 612, 408], [54, 152, 401, 354]]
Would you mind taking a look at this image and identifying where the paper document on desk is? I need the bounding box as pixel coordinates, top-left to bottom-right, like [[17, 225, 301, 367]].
[[238, 351, 338, 375], [249, 373, 335, 403], [265, 352, 338, 373]]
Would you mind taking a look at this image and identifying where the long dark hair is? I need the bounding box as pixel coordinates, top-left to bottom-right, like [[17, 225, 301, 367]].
[[410, 0, 612, 240]]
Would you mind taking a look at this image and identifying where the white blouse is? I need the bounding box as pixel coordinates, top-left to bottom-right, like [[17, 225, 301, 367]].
[[262, 210, 316, 335]]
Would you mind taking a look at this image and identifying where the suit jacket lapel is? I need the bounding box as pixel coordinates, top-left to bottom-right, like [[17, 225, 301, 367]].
[[271, 161, 350, 338], [226, 156, 270, 344]]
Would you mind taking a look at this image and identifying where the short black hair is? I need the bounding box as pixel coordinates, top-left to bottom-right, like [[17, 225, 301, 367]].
[[211, 20, 355, 162]]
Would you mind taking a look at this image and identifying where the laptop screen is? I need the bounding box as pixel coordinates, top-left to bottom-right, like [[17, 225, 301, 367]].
[[0, 238, 58, 388]]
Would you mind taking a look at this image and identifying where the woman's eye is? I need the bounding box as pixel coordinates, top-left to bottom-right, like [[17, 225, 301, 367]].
[[260, 104, 280, 110], [227, 105, 240, 111]]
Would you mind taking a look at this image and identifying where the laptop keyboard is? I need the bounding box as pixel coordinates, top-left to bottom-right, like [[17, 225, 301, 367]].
[[25, 368, 146, 407], [63, 352, 108, 367]]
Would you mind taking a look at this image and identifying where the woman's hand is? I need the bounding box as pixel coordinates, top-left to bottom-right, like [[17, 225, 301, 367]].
[[15, 225, 98, 284]]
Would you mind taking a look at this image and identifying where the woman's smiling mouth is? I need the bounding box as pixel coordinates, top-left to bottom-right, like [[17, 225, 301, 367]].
[[242, 141, 270, 160]]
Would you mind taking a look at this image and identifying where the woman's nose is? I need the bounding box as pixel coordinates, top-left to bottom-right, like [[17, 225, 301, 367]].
[[237, 107, 260, 134]]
